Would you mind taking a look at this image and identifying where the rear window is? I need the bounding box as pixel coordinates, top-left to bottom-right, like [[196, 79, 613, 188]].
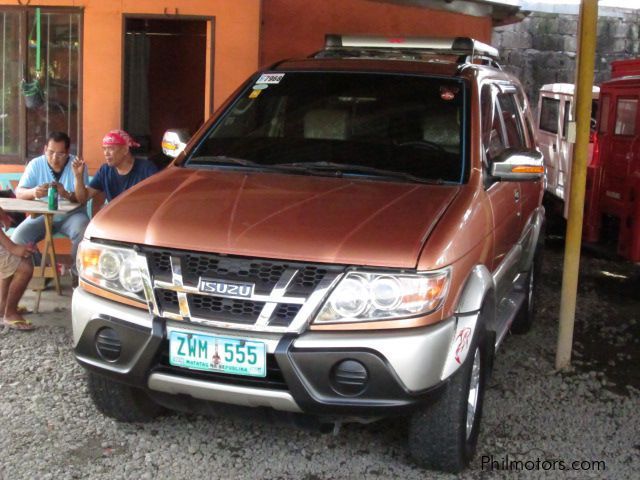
[[614, 98, 638, 136], [539, 97, 560, 134], [187, 72, 469, 184]]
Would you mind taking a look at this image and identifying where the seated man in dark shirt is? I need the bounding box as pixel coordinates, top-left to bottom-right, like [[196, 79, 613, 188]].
[[73, 129, 158, 204]]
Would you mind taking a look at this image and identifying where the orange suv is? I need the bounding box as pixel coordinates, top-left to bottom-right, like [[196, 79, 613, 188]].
[[72, 35, 544, 472]]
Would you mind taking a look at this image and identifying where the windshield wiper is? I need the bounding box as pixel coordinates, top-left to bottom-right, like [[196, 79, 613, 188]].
[[276, 161, 446, 184], [187, 158, 447, 184], [188, 156, 307, 175], [393, 139, 449, 153], [187, 155, 262, 167]]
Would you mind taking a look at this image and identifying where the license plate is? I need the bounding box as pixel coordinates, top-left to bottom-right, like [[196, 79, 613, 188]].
[[169, 330, 266, 378]]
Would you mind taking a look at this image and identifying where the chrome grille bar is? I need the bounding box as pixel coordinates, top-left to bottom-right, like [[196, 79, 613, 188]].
[[255, 268, 299, 327], [288, 271, 342, 332], [136, 252, 160, 316], [170, 256, 191, 319]]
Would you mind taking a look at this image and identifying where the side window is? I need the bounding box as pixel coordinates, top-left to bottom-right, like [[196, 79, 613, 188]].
[[497, 92, 526, 149], [516, 89, 535, 147], [562, 101, 571, 139], [599, 95, 610, 134], [614, 98, 638, 136], [481, 84, 507, 163], [539, 97, 560, 134]]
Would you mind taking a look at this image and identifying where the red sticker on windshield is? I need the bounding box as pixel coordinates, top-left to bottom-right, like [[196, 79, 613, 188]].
[[440, 86, 459, 101]]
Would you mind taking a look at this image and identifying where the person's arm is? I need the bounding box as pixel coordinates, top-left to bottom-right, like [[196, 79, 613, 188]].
[[15, 163, 48, 200], [0, 226, 34, 258], [54, 182, 76, 202], [16, 183, 49, 200], [72, 157, 99, 204]]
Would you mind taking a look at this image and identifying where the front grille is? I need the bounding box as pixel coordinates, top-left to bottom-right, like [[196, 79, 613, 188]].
[[157, 289, 179, 314], [156, 346, 288, 391], [189, 295, 265, 324], [270, 304, 303, 327], [150, 251, 172, 279], [185, 255, 288, 289], [143, 247, 344, 332], [147, 249, 336, 296]]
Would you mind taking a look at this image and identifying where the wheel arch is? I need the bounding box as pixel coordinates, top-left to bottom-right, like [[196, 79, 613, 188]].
[[441, 265, 496, 381], [454, 264, 495, 318]]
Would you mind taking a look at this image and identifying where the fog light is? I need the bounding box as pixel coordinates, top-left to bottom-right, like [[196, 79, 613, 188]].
[[330, 360, 368, 397], [95, 327, 121, 362]]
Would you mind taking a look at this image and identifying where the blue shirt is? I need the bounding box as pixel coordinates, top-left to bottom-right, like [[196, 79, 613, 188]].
[[88, 158, 158, 202], [18, 154, 88, 192]]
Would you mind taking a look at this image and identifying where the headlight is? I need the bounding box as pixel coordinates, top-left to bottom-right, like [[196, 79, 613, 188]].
[[98, 251, 122, 280], [331, 276, 369, 318], [314, 269, 450, 324], [77, 240, 146, 301]]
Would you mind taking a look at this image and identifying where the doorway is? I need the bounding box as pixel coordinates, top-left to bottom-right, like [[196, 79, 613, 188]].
[[123, 17, 209, 159]]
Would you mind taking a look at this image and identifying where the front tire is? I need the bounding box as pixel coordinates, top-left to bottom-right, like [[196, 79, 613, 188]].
[[408, 327, 490, 473], [87, 372, 165, 422]]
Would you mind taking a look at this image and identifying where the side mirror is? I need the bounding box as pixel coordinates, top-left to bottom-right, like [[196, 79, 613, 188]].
[[490, 149, 545, 181], [161, 129, 190, 158]]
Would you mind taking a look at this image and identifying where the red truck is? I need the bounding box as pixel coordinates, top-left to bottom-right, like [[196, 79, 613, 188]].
[[584, 58, 640, 262]]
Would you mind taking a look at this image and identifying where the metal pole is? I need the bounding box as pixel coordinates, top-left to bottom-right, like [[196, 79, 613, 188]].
[[555, 0, 599, 370]]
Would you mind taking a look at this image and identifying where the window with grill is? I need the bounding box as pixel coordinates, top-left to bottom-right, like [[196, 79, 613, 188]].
[[614, 98, 638, 136], [0, 7, 81, 164]]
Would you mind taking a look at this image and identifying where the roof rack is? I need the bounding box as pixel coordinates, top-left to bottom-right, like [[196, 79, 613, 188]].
[[316, 34, 501, 69]]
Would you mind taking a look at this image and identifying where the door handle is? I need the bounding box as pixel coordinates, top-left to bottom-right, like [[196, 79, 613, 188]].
[[514, 189, 520, 202], [552, 144, 557, 152]]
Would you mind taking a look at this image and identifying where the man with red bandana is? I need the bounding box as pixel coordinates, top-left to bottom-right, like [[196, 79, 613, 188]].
[[73, 129, 158, 204]]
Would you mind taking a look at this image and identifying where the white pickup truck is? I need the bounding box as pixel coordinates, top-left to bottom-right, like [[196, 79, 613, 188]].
[[537, 83, 599, 218]]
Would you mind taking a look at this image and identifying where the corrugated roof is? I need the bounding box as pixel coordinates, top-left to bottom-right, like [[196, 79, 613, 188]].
[[369, 0, 527, 26]]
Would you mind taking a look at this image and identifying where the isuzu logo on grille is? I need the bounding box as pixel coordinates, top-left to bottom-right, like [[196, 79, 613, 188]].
[[198, 278, 255, 298]]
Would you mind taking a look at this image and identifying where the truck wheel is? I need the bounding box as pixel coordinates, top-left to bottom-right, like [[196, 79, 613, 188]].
[[511, 248, 543, 334], [408, 327, 490, 473], [87, 372, 165, 422]]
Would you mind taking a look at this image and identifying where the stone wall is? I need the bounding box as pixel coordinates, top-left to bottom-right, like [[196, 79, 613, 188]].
[[492, 9, 640, 108]]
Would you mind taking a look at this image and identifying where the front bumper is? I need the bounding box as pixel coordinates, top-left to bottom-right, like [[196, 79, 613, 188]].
[[72, 287, 457, 417]]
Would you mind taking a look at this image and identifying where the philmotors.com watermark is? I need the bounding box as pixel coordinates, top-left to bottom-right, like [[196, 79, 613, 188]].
[[481, 454, 606, 472]]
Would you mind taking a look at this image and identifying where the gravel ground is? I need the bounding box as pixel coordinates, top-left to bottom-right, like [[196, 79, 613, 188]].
[[0, 240, 638, 480]]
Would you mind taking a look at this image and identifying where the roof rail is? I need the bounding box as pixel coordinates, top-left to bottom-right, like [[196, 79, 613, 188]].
[[319, 34, 501, 67]]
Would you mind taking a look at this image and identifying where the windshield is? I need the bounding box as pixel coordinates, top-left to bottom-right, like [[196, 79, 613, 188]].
[[186, 72, 468, 183]]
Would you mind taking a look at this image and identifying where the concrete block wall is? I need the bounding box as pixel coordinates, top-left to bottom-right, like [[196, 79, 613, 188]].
[[492, 8, 640, 108]]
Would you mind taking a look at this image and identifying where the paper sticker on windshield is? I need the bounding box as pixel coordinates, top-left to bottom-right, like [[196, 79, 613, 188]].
[[257, 73, 285, 84], [253, 83, 269, 90], [249, 89, 262, 99]]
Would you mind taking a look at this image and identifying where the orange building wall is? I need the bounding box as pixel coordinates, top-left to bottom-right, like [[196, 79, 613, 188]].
[[0, 0, 261, 173], [84, 0, 261, 173], [260, 0, 492, 67]]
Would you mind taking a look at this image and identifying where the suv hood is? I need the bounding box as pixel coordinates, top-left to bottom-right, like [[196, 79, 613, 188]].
[[86, 167, 460, 268]]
